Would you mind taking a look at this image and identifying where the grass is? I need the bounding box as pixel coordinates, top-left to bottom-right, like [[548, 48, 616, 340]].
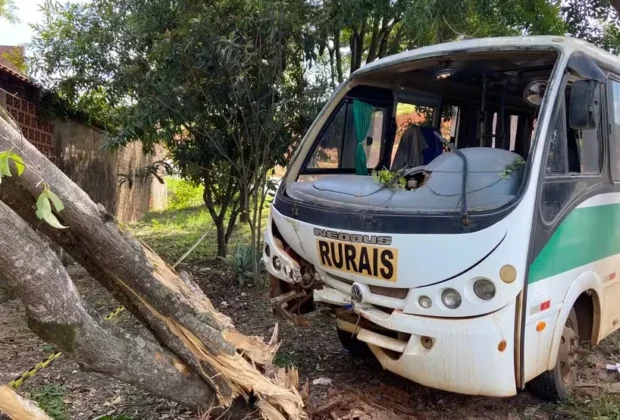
[[166, 176, 204, 210], [30, 384, 69, 420], [273, 352, 297, 368], [129, 177, 269, 264], [550, 393, 620, 419]]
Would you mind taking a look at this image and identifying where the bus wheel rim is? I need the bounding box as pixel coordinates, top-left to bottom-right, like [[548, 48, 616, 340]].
[[558, 317, 577, 384]]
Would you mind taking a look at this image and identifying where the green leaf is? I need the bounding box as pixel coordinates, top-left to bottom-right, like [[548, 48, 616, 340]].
[[35, 192, 52, 220], [9, 153, 25, 176], [42, 212, 68, 229], [0, 155, 11, 177], [46, 190, 65, 212], [36, 190, 68, 229]]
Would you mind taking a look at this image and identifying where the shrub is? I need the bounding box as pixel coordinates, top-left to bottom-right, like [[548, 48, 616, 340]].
[[218, 244, 256, 286]]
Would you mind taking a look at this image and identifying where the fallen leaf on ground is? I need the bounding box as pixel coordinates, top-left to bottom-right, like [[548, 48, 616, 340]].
[[313, 377, 332, 386]]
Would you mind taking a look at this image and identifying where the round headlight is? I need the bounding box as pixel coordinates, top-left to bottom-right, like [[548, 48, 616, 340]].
[[474, 279, 496, 300], [418, 295, 432, 309], [272, 256, 281, 271], [264, 244, 271, 257], [441, 288, 461, 309]]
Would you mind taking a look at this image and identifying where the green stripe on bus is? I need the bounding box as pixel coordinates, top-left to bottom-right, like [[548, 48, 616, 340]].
[[529, 203, 620, 284]]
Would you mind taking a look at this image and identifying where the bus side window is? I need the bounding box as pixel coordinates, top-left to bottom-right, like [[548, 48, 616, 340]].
[[544, 88, 603, 176], [306, 101, 387, 172], [609, 80, 620, 182], [307, 103, 348, 169], [566, 86, 602, 174], [542, 87, 603, 223], [545, 98, 568, 175]]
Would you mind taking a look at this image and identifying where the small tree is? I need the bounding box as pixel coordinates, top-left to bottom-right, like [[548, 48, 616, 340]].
[[30, 0, 315, 258]]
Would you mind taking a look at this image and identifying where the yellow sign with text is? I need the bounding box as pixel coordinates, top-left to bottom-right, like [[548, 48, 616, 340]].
[[316, 239, 398, 282]]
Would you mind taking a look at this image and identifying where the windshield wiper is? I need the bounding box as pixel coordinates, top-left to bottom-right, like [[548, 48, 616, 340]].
[[433, 132, 469, 226]]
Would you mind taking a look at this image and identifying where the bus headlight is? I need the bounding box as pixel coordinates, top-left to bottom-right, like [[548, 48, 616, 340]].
[[473, 279, 496, 300], [441, 288, 461, 309]]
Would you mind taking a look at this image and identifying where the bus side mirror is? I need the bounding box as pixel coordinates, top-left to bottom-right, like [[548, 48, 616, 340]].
[[569, 79, 601, 130]]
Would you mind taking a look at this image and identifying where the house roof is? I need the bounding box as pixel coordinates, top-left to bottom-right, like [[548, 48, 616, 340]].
[[0, 62, 41, 88], [0, 45, 40, 88]]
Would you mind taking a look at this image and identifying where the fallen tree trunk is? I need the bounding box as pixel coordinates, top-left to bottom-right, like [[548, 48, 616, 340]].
[[0, 201, 216, 407], [0, 385, 52, 420], [0, 115, 304, 419]]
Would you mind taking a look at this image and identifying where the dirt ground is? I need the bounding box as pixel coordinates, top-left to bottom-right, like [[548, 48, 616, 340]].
[[3, 262, 620, 420]]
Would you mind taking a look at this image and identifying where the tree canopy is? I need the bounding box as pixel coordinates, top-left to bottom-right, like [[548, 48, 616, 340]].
[[28, 0, 620, 259], [305, 0, 567, 84], [31, 0, 323, 258], [0, 0, 17, 23]]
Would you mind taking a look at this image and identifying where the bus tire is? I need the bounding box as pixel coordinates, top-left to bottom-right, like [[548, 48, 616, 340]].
[[337, 327, 371, 357], [528, 308, 579, 401]]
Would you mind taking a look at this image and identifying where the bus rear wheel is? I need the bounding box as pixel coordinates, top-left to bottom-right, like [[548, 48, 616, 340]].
[[528, 308, 579, 401]]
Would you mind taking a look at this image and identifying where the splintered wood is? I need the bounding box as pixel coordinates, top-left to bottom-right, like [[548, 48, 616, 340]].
[[0, 385, 52, 420], [118, 250, 305, 419]]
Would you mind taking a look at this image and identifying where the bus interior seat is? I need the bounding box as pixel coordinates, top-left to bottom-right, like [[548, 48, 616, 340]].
[[391, 125, 427, 171], [419, 127, 444, 164]]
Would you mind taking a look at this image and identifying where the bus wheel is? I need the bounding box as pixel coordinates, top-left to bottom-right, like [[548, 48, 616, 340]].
[[528, 308, 579, 401], [337, 327, 371, 357]]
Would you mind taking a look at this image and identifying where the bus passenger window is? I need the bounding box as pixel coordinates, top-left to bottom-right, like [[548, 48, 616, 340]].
[[610, 80, 620, 181]]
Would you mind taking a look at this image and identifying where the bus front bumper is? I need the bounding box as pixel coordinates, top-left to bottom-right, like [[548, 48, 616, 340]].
[[339, 301, 517, 397]]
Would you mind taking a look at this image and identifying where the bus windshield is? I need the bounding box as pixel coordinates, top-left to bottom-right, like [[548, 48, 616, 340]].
[[289, 49, 559, 214]]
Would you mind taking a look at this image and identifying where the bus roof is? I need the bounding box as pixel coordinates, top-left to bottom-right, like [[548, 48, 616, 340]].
[[351, 36, 620, 80]]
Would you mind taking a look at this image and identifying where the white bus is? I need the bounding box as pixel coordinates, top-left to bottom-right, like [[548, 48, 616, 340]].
[[263, 36, 620, 400]]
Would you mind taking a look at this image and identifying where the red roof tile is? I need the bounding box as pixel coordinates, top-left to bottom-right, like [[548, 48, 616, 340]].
[[0, 62, 40, 88]]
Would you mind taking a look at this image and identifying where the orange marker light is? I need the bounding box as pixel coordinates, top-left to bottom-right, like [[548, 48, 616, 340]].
[[498, 340, 507, 352], [536, 322, 546, 332], [500, 265, 517, 284]]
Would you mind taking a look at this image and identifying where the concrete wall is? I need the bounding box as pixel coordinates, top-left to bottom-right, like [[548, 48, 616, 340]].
[[53, 119, 167, 222]]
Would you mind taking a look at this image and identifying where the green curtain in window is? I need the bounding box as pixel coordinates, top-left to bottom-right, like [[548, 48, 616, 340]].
[[353, 99, 373, 175]]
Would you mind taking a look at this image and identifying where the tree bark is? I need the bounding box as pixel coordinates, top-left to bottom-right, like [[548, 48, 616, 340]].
[[334, 28, 344, 83], [349, 28, 360, 73], [366, 16, 381, 64], [328, 47, 336, 86], [0, 180, 238, 404], [203, 181, 227, 258], [0, 116, 304, 419], [0, 200, 216, 409], [0, 277, 14, 303]]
